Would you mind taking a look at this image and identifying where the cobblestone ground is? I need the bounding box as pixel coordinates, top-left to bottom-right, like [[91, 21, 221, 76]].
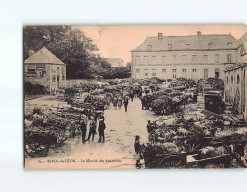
[[25, 96, 159, 169]]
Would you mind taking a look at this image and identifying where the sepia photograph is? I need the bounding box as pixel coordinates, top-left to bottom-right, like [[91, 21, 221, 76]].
[[23, 25, 247, 169]]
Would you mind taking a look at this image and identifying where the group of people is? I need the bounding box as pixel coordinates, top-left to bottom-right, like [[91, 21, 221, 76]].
[[112, 94, 129, 112], [80, 112, 106, 143]]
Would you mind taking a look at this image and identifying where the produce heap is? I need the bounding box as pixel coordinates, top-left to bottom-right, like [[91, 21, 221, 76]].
[[141, 110, 247, 168], [141, 89, 190, 115]]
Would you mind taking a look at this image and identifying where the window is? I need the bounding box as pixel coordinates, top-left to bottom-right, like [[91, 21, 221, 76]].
[[52, 75, 56, 82], [215, 69, 219, 79], [215, 54, 219, 63], [28, 68, 35, 72], [152, 73, 156, 77], [168, 44, 172, 49], [158, 33, 163, 40], [62, 74, 65, 81], [135, 56, 140, 65], [162, 56, 166, 64], [192, 69, 197, 72], [203, 55, 208, 62], [204, 69, 208, 79], [240, 45, 245, 55], [227, 76, 229, 83], [136, 69, 140, 73], [144, 69, 148, 77], [237, 74, 240, 84], [143, 56, 149, 65], [227, 54, 232, 63], [227, 42, 232, 47], [231, 75, 233, 84], [151, 56, 156, 64], [192, 55, 197, 61], [185, 44, 190, 49], [182, 69, 186, 72], [147, 45, 152, 50], [162, 69, 166, 72], [209, 43, 214, 48], [172, 69, 176, 78], [57, 67, 60, 73], [41, 70, 46, 77]]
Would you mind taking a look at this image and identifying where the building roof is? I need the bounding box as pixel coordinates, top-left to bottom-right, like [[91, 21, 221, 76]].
[[237, 32, 247, 47], [24, 47, 65, 65], [224, 63, 247, 72], [132, 33, 238, 52]]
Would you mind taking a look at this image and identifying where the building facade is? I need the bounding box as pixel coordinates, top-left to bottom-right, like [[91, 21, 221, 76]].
[[24, 47, 66, 93], [131, 32, 238, 80], [106, 58, 124, 67], [224, 33, 247, 121]]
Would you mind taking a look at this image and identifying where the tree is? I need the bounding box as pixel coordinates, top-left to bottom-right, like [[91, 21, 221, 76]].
[[24, 26, 98, 79], [23, 26, 71, 60], [126, 62, 132, 72], [24, 26, 130, 80], [113, 67, 130, 79], [47, 29, 98, 79]]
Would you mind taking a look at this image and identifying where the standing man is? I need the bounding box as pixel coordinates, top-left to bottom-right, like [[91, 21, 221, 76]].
[[87, 117, 96, 141], [98, 119, 106, 143], [193, 90, 198, 103], [80, 120, 87, 144], [118, 95, 123, 109], [130, 89, 134, 102], [123, 96, 129, 112], [140, 96, 145, 110]]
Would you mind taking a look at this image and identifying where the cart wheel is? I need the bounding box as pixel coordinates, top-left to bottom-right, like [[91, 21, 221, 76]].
[[157, 155, 186, 169], [25, 133, 50, 157]]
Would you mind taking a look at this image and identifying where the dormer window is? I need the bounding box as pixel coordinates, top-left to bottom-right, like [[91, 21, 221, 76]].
[[209, 43, 214, 48], [227, 42, 232, 47], [147, 45, 152, 50], [168, 44, 172, 49], [240, 45, 245, 55], [185, 44, 190, 49]]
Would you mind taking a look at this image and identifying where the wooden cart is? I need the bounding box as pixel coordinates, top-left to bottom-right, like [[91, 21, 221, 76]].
[[24, 123, 67, 157]]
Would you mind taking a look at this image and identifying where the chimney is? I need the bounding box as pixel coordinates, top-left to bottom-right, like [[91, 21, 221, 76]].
[[29, 50, 35, 57], [158, 33, 163, 40], [197, 31, 201, 36]]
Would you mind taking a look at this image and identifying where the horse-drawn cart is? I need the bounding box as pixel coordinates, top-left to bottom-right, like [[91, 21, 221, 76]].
[[24, 123, 67, 157], [141, 134, 247, 168]]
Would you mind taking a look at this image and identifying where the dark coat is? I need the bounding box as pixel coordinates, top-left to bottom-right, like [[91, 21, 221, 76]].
[[98, 122, 106, 132], [81, 122, 87, 132]]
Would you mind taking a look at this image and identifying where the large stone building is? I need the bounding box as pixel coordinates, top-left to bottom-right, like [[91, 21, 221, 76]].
[[106, 58, 124, 67], [131, 31, 238, 80], [24, 47, 66, 93], [224, 33, 247, 121]]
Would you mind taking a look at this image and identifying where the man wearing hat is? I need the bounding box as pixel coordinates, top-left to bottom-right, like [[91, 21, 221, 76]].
[[87, 117, 96, 141], [98, 119, 106, 143], [80, 119, 87, 144]]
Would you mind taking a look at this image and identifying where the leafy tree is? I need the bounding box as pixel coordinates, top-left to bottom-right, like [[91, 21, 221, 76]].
[[113, 67, 130, 79], [24, 26, 98, 79], [47, 29, 98, 79], [23, 26, 71, 60], [24, 26, 130, 80], [126, 62, 132, 72]]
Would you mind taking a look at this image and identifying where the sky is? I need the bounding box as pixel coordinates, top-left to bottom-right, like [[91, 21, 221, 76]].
[[74, 25, 246, 66]]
